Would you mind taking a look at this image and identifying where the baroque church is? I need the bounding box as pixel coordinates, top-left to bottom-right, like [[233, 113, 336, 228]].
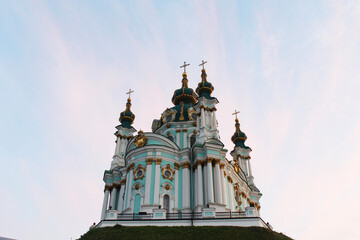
[[96, 61, 269, 228]]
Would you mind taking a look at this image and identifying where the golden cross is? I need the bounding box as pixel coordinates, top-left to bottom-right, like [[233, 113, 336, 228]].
[[199, 60, 207, 69], [180, 61, 190, 73], [126, 88, 134, 98], [232, 110, 240, 119]]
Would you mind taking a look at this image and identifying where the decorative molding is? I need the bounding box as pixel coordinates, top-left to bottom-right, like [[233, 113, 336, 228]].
[[155, 158, 162, 165], [120, 179, 127, 185], [134, 164, 146, 180], [227, 176, 233, 183], [161, 164, 175, 181], [174, 162, 180, 170], [181, 162, 191, 169], [145, 158, 154, 165]]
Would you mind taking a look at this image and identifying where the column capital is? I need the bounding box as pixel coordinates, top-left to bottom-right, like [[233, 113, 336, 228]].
[[182, 129, 188, 132], [181, 162, 191, 169], [155, 158, 162, 165], [120, 179, 127, 185], [146, 158, 154, 165], [195, 160, 203, 166], [104, 185, 113, 191], [113, 183, 121, 188], [214, 158, 221, 164], [227, 176, 233, 183], [174, 162, 180, 170], [127, 163, 135, 172], [206, 157, 213, 163], [220, 163, 225, 169], [175, 129, 181, 133]]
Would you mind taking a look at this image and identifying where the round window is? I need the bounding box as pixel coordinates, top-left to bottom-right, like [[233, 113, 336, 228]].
[[136, 170, 143, 178], [164, 169, 172, 178]]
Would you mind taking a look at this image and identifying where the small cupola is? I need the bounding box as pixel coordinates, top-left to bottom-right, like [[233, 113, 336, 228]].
[[231, 114, 248, 148], [196, 63, 214, 99], [119, 90, 135, 128]]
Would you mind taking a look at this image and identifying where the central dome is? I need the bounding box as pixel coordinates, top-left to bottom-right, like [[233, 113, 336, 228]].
[[171, 73, 198, 105]]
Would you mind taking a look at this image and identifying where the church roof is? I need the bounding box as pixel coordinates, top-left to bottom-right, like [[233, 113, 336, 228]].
[[171, 72, 198, 106], [196, 69, 215, 99], [231, 117, 249, 149], [119, 98, 135, 128]]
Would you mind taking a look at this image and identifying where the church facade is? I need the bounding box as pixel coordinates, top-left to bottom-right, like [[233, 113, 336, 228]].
[[97, 62, 268, 228]]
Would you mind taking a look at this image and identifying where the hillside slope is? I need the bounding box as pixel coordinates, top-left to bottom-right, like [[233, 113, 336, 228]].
[[79, 225, 292, 240]]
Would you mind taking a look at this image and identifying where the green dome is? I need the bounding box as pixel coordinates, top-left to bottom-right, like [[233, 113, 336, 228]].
[[171, 73, 198, 105], [196, 69, 214, 99], [231, 118, 248, 148], [119, 98, 135, 128]]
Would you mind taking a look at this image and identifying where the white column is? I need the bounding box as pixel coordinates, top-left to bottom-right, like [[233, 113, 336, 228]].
[[182, 162, 190, 209], [200, 107, 205, 128], [153, 159, 161, 204], [183, 130, 187, 148], [220, 165, 227, 206], [206, 158, 214, 203], [196, 161, 203, 208], [214, 160, 222, 204], [212, 111, 217, 130], [203, 163, 208, 204], [244, 159, 248, 176], [248, 159, 253, 177], [125, 167, 134, 210], [174, 163, 180, 211], [101, 187, 110, 220], [117, 183, 125, 212], [109, 186, 118, 210], [144, 159, 153, 204], [114, 137, 121, 155], [228, 181, 234, 211]]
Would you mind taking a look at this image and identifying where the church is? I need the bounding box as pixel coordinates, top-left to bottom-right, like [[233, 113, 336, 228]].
[[96, 61, 269, 228]]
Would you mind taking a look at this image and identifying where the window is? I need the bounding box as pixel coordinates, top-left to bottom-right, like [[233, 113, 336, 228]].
[[163, 194, 170, 212], [190, 135, 196, 147]]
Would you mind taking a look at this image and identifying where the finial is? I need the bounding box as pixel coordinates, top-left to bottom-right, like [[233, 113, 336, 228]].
[[126, 88, 134, 100], [232, 110, 240, 121], [180, 61, 190, 73], [199, 60, 207, 70]]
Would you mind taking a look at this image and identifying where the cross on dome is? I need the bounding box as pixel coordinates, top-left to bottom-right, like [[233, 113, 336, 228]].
[[180, 61, 190, 73], [126, 89, 134, 99], [232, 110, 240, 120], [199, 60, 207, 70]]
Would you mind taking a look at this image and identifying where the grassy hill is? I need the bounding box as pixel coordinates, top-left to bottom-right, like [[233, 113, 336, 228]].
[[79, 225, 292, 240]]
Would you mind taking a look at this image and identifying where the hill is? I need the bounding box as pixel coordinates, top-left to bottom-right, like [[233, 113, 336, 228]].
[[79, 225, 292, 240]]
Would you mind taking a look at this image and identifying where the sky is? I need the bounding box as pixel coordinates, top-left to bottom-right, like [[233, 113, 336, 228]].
[[1, 0, 360, 239]]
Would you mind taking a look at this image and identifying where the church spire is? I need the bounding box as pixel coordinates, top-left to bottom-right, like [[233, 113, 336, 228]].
[[119, 89, 135, 128], [196, 60, 214, 99], [171, 62, 197, 105], [231, 110, 248, 148]]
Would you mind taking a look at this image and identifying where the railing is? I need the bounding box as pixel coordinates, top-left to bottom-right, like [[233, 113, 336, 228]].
[[117, 211, 247, 220]]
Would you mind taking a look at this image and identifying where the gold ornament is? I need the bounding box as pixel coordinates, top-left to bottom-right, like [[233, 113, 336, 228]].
[[134, 130, 148, 147]]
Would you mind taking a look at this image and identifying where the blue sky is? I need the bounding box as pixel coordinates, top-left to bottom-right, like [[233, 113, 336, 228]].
[[1, 1, 360, 239]]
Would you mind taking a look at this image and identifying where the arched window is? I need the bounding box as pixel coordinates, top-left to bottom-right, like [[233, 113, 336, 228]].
[[163, 194, 170, 212], [190, 135, 196, 147]]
